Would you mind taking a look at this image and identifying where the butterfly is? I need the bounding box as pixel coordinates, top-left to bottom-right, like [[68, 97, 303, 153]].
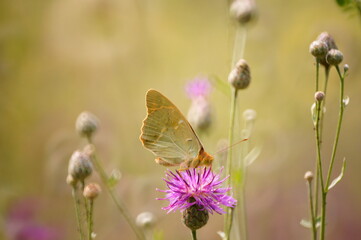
[[140, 89, 214, 169]]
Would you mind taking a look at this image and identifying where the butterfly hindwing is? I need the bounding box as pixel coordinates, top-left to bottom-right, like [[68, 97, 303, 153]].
[[140, 89, 202, 166]]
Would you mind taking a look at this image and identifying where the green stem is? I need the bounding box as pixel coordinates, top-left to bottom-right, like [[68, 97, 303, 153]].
[[307, 180, 317, 240], [224, 88, 238, 240], [88, 200, 94, 240], [72, 187, 84, 240], [86, 138, 145, 240], [325, 66, 345, 188], [191, 230, 197, 240], [232, 27, 247, 67], [313, 60, 320, 229]]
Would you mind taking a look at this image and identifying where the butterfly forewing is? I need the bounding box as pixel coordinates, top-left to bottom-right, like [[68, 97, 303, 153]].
[[140, 89, 202, 166]]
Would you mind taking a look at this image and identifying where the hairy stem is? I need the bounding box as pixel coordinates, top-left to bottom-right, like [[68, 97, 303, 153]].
[[72, 187, 84, 240]]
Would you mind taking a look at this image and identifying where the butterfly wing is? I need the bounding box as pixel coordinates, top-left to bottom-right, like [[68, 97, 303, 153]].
[[140, 89, 202, 166]]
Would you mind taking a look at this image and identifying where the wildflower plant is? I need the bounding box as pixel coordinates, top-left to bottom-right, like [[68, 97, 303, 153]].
[[302, 32, 349, 240]]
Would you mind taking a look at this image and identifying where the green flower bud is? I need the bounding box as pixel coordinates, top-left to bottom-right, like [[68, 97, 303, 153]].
[[309, 40, 328, 58], [68, 150, 93, 181], [76, 111, 99, 138], [228, 59, 251, 90], [326, 49, 343, 66]]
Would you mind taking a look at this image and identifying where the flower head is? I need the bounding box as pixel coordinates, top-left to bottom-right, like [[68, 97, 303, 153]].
[[185, 77, 212, 99], [158, 167, 236, 214]]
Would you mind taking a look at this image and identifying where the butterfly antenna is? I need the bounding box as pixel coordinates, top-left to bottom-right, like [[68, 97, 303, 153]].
[[216, 138, 248, 154]]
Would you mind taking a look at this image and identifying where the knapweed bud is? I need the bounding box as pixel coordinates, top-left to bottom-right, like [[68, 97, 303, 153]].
[[76, 111, 99, 138], [83, 183, 101, 200], [313, 32, 338, 67], [326, 49, 343, 66], [136, 212, 157, 229], [68, 151, 93, 181], [230, 0, 256, 25], [309, 40, 328, 58], [228, 59, 251, 90], [187, 98, 212, 132], [304, 171, 314, 182], [314, 91, 325, 102], [182, 202, 209, 231], [66, 174, 77, 187]]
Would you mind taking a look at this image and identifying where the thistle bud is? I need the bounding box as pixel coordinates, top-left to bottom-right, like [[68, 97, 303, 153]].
[[326, 49, 343, 66], [83, 183, 101, 200], [314, 91, 325, 102], [228, 59, 251, 90], [182, 203, 209, 231], [304, 171, 314, 182], [309, 40, 328, 58], [230, 0, 256, 25], [76, 111, 99, 138], [68, 151, 93, 181], [136, 212, 157, 229], [314, 32, 338, 67], [187, 98, 212, 132]]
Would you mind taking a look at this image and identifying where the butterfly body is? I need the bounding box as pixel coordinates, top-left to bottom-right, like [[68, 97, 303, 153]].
[[140, 89, 213, 169]]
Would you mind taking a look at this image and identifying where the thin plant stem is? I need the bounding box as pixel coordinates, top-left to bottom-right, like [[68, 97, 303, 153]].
[[307, 180, 317, 240], [325, 66, 345, 188], [88, 200, 94, 240], [72, 186, 84, 240], [224, 88, 238, 240], [81, 180, 90, 229], [86, 137, 145, 240], [191, 230, 197, 240], [315, 99, 326, 240], [315, 60, 320, 91], [232, 27, 247, 67]]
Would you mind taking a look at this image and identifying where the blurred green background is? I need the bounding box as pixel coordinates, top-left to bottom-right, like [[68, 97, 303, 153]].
[[1, 0, 361, 239]]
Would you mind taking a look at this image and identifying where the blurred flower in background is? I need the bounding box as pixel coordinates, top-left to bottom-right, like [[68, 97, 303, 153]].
[[185, 77, 213, 133], [5, 198, 61, 240]]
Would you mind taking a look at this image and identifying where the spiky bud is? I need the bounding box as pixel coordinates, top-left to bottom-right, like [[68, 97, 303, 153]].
[[136, 212, 157, 229], [83, 183, 101, 200], [76, 111, 99, 138], [326, 49, 343, 66], [230, 0, 256, 25], [309, 40, 328, 58], [182, 203, 209, 231], [304, 171, 314, 182], [314, 91, 325, 102], [228, 59, 251, 90], [68, 151, 93, 181]]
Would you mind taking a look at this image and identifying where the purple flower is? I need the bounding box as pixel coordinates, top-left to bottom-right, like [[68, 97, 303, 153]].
[[158, 167, 236, 214], [185, 77, 211, 99]]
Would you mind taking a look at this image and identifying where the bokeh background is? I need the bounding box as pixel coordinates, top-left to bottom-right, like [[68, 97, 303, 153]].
[[1, 0, 361, 239]]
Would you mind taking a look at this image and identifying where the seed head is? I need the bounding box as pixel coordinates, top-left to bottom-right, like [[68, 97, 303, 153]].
[[304, 171, 314, 182], [314, 91, 325, 102], [136, 212, 157, 229], [182, 199, 209, 231], [228, 59, 251, 90], [326, 49, 343, 66], [68, 150, 93, 181], [83, 183, 101, 200], [309, 40, 328, 58], [230, 0, 257, 25], [76, 111, 99, 138]]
